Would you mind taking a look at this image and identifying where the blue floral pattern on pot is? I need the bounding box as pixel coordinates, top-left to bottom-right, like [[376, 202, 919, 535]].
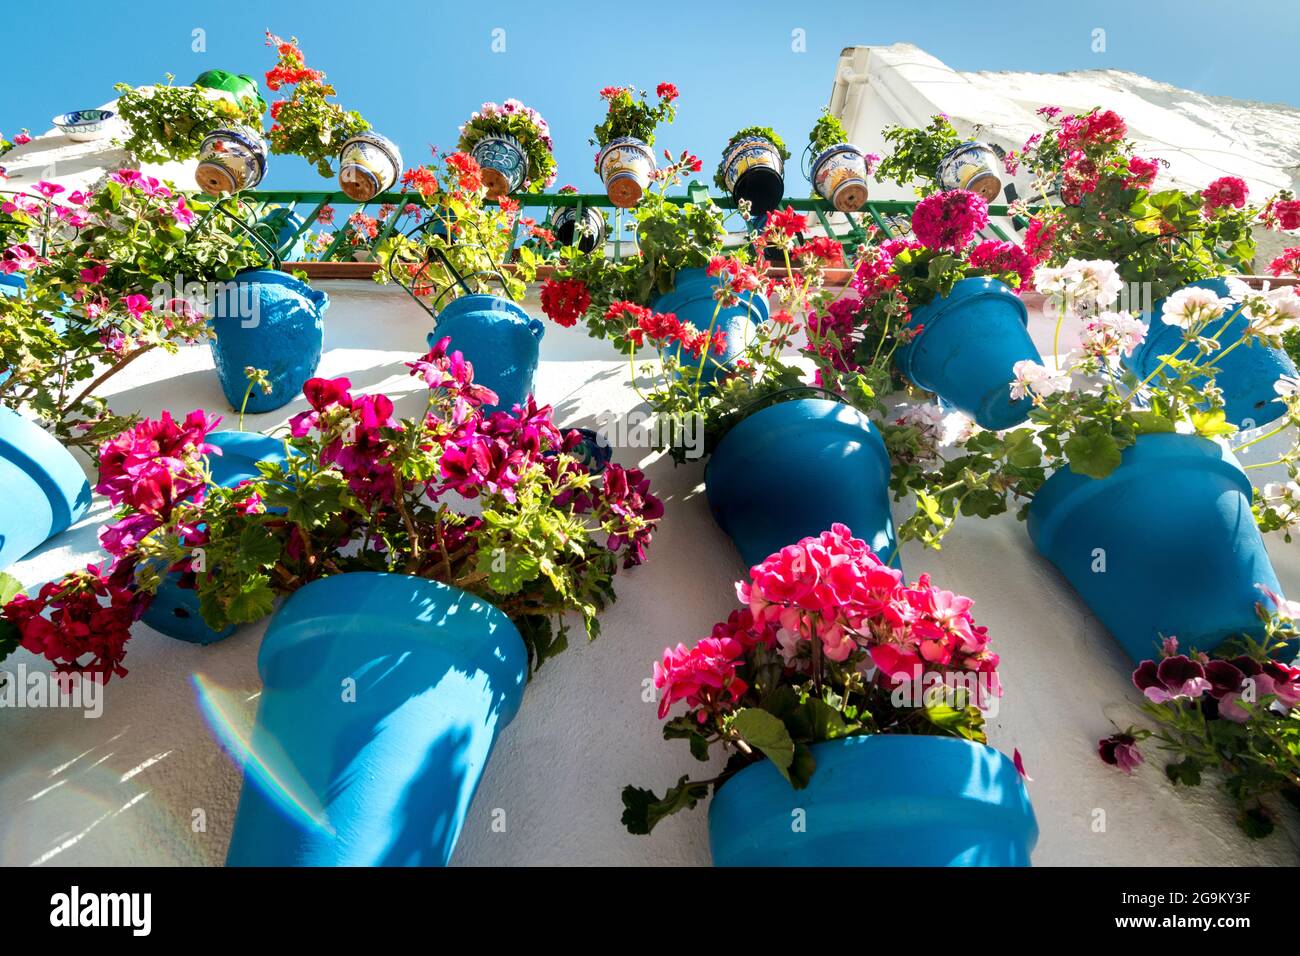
[[209, 269, 328, 413], [195, 125, 267, 196], [52, 109, 115, 142], [0, 407, 92, 572], [722, 136, 785, 218], [936, 141, 1003, 202], [597, 137, 655, 209], [470, 133, 527, 199], [811, 143, 870, 212], [338, 132, 402, 202]]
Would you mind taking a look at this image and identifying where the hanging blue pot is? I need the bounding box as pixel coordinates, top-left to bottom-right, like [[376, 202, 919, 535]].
[[895, 276, 1040, 431], [1123, 278, 1297, 429], [709, 736, 1037, 866], [651, 267, 770, 383], [427, 294, 543, 414], [705, 399, 896, 568], [0, 274, 25, 296], [224, 572, 527, 867], [140, 430, 287, 645], [0, 407, 91, 571], [1027, 433, 1284, 663], [209, 269, 328, 414]]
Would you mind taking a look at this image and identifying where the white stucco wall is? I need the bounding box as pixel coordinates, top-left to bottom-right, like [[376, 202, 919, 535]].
[[1, 276, 1297, 867]]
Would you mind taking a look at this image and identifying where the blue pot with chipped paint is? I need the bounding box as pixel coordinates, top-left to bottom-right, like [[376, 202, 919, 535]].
[[1027, 432, 1285, 662], [427, 294, 544, 414], [651, 267, 770, 384], [895, 277, 1040, 431], [705, 399, 897, 568], [141, 430, 287, 645], [224, 572, 528, 867], [0, 407, 91, 571], [1123, 277, 1297, 429], [709, 736, 1038, 866], [210, 269, 328, 413]]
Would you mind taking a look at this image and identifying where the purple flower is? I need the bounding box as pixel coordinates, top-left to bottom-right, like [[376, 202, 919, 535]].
[[1132, 655, 1211, 703], [1098, 733, 1143, 774]]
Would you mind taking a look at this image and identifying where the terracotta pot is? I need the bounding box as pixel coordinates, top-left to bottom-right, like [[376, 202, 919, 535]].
[[195, 125, 268, 196], [811, 143, 870, 212]]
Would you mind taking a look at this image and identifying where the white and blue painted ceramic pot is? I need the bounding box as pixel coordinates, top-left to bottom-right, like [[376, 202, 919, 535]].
[[936, 141, 1002, 202], [722, 136, 785, 219], [52, 109, 116, 142], [470, 133, 527, 200], [811, 143, 869, 212], [597, 136, 655, 209], [338, 131, 403, 202], [195, 125, 268, 196], [550, 205, 607, 253]]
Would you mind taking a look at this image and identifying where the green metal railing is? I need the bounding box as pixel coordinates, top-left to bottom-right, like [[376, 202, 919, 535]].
[[233, 184, 1019, 265]]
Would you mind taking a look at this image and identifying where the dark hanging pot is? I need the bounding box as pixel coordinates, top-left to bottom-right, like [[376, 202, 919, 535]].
[[224, 572, 527, 866], [209, 269, 329, 413], [140, 430, 287, 644], [1122, 277, 1297, 429], [894, 277, 1041, 431], [550, 205, 606, 253], [1027, 432, 1286, 663], [720, 136, 785, 220], [0, 407, 91, 572], [709, 736, 1037, 866], [705, 398, 897, 568]]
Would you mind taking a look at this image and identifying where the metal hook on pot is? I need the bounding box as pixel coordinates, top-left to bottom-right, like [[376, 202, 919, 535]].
[[0, 188, 83, 256], [386, 216, 515, 323], [188, 195, 283, 272]]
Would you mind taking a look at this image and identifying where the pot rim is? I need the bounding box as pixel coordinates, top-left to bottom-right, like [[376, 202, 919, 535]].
[[434, 291, 534, 326], [1027, 432, 1250, 556], [706, 396, 887, 481], [894, 277, 1028, 383], [340, 131, 403, 171], [810, 141, 866, 176]]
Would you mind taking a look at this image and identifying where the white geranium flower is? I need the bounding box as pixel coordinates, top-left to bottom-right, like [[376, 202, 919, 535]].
[[1263, 481, 1300, 502], [1010, 360, 1071, 400], [1161, 286, 1228, 330], [1224, 276, 1253, 302], [1035, 259, 1124, 317], [1081, 310, 1147, 358], [1275, 374, 1300, 399]]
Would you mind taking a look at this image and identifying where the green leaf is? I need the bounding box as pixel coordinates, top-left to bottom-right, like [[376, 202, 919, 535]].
[[1128, 410, 1176, 435], [235, 523, 281, 572], [620, 777, 710, 835], [1064, 427, 1123, 479], [225, 577, 276, 624], [1165, 757, 1203, 788], [731, 707, 796, 781], [788, 743, 817, 789], [1189, 409, 1236, 438], [0, 572, 24, 605]]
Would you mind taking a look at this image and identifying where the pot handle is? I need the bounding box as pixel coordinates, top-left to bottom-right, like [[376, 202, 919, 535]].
[[528, 317, 545, 340]]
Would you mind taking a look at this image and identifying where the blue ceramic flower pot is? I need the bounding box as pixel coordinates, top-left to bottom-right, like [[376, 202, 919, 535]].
[[708, 736, 1037, 866], [209, 269, 328, 413], [1027, 433, 1284, 662], [895, 277, 1040, 431], [470, 133, 527, 200], [0, 274, 25, 296], [427, 294, 544, 414], [705, 399, 896, 568], [0, 407, 91, 571], [1123, 278, 1297, 429], [224, 572, 527, 867], [140, 430, 287, 645], [651, 267, 770, 384]]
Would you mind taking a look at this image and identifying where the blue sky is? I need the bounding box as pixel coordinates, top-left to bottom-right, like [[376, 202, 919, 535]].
[[5, 0, 1296, 192]]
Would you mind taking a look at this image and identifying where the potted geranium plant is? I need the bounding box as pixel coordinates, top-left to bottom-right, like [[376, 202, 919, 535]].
[[622, 523, 1037, 866], [261, 32, 399, 200], [456, 99, 557, 199], [114, 74, 264, 164], [805, 108, 876, 212], [6, 343, 664, 864], [591, 82, 678, 208], [1009, 104, 1298, 427], [375, 150, 547, 412], [716, 125, 790, 221], [894, 257, 1299, 664], [1099, 600, 1300, 840], [848, 189, 1044, 429], [0, 173, 263, 570], [876, 113, 1003, 201]]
